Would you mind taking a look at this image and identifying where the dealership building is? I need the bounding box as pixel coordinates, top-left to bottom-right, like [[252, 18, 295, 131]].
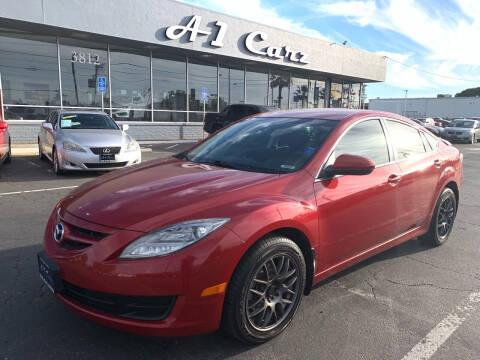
[[0, 0, 386, 143]]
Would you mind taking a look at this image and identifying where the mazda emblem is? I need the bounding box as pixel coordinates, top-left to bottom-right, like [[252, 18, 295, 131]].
[[54, 223, 64, 243], [103, 148, 111, 154]]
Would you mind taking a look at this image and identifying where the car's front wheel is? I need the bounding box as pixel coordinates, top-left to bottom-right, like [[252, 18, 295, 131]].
[[222, 235, 306, 344], [53, 148, 64, 176], [421, 187, 457, 246]]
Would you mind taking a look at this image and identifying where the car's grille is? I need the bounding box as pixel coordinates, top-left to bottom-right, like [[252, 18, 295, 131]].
[[70, 224, 108, 240], [59, 222, 109, 251], [90, 147, 121, 155], [62, 281, 176, 321], [84, 162, 128, 169]]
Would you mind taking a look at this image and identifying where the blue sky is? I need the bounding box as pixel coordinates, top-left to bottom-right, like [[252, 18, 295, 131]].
[[183, 0, 480, 101]]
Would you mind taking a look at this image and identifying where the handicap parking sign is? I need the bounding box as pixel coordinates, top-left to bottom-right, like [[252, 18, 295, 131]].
[[97, 77, 106, 93], [201, 88, 208, 101]]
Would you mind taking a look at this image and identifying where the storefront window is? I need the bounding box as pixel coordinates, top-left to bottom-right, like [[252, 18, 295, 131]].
[[342, 83, 351, 108], [152, 54, 186, 111], [350, 83, 361, 109], [290, 77, 309, 109], [219, 67, 244, 111], [308, 79, 325, 108], [269, 71, 289, 109], [110, 46, 150, 121], [0, 28, 60, 107], [59, 37, 108, 107], [330, 82, 342, 108], [153, 111, 187, 122], [245, 68, 268, 105], [188, 59, 217, 112]]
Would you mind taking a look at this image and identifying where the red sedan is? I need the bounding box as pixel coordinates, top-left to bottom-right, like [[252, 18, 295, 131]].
[[38, 109, 462, 343], [0, 118, 11, 166]]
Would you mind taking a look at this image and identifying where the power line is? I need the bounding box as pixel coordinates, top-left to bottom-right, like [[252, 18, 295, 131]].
[[384, 56, 480, 83]]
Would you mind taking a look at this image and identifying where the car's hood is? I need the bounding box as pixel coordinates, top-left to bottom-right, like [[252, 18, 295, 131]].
[[61, 158, 278, 231], [61, 129, 129, 146]]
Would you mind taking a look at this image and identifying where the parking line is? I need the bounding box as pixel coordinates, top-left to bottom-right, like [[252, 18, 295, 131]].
[[401, 290, 480, 360], [0, 185, 78, 197], [166, 144, 178, 149]]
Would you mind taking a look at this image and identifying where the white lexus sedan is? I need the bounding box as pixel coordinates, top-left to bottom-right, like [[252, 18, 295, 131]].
[[38, 110, 141, 175]]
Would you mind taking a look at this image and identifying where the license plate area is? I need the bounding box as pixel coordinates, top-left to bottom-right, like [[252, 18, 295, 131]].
[[37, 251, 63, 293], [100, 154, 115, 161]]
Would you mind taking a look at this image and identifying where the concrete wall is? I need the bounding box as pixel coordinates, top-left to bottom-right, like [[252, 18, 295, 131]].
[[0, 0, 386, 82], [369, 97, 480, 118], [7, 121, 205, 144]]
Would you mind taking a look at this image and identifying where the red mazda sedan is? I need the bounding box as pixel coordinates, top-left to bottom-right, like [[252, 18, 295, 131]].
[[38, 109, 462, 343]]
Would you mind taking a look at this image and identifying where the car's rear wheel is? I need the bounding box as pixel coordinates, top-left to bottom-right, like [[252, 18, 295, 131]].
[[5, 139, 11, 163], [421, 187, 457, 246], [53, 148, 64, 176], [222, 235, 306, 344]]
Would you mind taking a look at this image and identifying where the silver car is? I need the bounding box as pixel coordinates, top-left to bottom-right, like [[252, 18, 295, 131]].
[[38, 110, 141, 175], [444, 119, 480, 144]]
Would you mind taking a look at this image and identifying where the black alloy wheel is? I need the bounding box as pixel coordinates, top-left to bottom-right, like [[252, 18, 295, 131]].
[[53, 149, 63, 176], [5, 140, 11, 163], [421, 187, 457, 246], [222, 235, 306, 343]]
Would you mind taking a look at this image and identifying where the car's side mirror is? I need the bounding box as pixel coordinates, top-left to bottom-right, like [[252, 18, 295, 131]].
[[0, 121, 8, 131], [323, 154, 375, 177], [122, 124, 129, 132], [42, 122, 53, 130]]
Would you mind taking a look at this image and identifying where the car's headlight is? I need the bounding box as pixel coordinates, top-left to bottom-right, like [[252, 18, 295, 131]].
[[126, 140, 139, 151], [119, 218, 230, 259], [63, 141, 86, 152]]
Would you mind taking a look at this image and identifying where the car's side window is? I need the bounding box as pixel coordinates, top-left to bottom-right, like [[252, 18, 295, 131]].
[[386, 120, 426, 160], [324, 119, 390, 169], [424, 132, 439, 150], [420, 132, 433, 151], [51, 112, 59, 129]]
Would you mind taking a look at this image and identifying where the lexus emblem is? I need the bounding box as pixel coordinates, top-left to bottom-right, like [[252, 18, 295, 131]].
[[54, 223, 64, 243], [103, 148, 111, 154]]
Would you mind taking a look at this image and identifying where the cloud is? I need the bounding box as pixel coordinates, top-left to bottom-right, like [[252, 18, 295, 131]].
[[189, 0, 330, 41], [315, 0, 480, 90]]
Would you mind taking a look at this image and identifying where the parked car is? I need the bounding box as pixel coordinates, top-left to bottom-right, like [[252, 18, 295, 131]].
[[411, 119, 444, 138], [38, 109, 462, 343], [203, 104, 278, 134], [0, 119, 11, 166], [433, 117, 451, 128], [38, 110, 141, 175], [417, 117, 435, 126], [444, 119, 480, 144]]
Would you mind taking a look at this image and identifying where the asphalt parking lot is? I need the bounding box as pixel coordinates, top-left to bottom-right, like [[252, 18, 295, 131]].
[[1, 142, 479, 360]]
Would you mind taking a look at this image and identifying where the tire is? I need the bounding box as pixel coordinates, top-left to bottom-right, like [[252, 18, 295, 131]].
[[470, 135, 475, 144], [222, 235, 306, 344], [38, 140, 46, 160], [53, 148, 63, 176], [4, 140, 11, 163], [420, 187, 457, 246]]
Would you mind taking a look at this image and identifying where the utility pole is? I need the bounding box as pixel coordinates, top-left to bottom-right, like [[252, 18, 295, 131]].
[[404, 89, 408, 116]]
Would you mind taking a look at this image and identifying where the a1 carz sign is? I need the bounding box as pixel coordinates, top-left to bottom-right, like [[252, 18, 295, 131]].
[[165, 15, 309, 64]]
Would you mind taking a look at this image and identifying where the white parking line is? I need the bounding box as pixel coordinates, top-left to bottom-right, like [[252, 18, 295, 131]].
[[401, 290, 480, 360], [0, 185, 78, 197], [166, 144, 178, 149]]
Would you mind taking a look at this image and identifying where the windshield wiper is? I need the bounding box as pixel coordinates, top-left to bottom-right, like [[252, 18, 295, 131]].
[[201, 160, 240, 170], [174, 152, 190, 161]]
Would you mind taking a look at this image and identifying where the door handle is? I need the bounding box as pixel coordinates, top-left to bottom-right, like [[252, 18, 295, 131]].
[[433, 159, 442, 168], [388, 173, 401, 185]]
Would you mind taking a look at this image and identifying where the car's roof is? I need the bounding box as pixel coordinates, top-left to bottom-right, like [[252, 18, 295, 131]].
[[257, 108, 408, 122]]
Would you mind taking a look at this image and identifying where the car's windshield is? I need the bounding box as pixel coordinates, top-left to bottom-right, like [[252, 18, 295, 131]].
[[179, 117, 338, 174], [60, 113, 119, 130], [453, 120, 474, 128]]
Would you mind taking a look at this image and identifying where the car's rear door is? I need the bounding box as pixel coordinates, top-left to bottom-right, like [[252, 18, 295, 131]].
[[314, 118, 402, 269], [45, 111, 58, 158], [384, 119, 442, 234]]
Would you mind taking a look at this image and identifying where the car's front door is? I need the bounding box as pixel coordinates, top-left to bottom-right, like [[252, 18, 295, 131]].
[[314, 118, 402, 270], [45, 112, 58, 158]]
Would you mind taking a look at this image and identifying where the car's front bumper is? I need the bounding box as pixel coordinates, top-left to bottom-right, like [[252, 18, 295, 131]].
[[42, 204, 245, 337], [445, 133, 473, 142], [58, 148, 141, 171]]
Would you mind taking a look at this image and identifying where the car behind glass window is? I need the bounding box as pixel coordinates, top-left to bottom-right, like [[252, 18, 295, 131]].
[[327, 119, 390, 167], [182, 117, 338, 174], [387, 120, 426, 160]]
